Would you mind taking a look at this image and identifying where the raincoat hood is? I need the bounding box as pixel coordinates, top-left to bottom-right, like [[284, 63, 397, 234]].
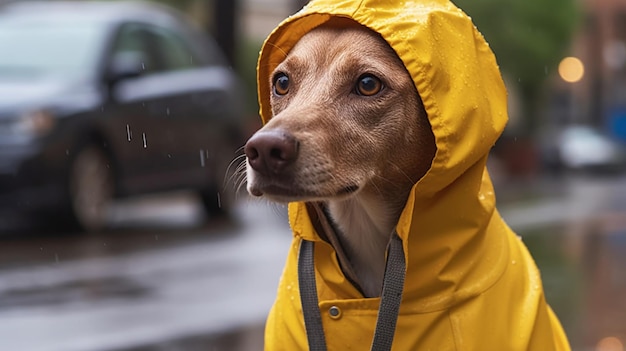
[[258, 1, 570, 350]]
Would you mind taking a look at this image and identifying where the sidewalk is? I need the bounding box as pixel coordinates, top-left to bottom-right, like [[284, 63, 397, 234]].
[[494, 172, 626, 231]]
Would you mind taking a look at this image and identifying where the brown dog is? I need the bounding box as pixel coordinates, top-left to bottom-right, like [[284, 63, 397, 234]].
[[244, 19, 436, 297], [244, 1, 571, 349]]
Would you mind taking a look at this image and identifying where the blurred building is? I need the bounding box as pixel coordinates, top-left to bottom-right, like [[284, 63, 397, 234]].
[[144, 0, 304, 65], [241, 0, 306, 41], [559, 0, 626, 140]]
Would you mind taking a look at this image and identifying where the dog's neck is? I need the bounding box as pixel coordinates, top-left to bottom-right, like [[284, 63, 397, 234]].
[[326, 192, 406, 297]]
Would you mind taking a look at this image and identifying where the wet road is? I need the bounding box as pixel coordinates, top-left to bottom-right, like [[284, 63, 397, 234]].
[[500, 174, 626, 351], [0, 194, 292, 351], [1, 174, 626, 351]]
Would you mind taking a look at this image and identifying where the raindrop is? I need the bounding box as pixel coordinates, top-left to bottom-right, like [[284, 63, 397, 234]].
[[55, 253, 59, 263], [141, 62, 145, 70], [126, 124, 132, 142], [511, 260, 517, 265], [155, 235, 159, 241], [166, 108, 170, 116], [65, 149, 69, 156], [217, 192, 222, 208], [199, 149, 206, 167], [142, 133, 147, 148]]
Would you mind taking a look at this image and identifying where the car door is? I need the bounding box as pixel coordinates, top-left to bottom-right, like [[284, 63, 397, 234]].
[[101, 22, 170, 195], [136, 24, 219, 190], [102, 22, 220, 195], [124, 23, 242, 194]]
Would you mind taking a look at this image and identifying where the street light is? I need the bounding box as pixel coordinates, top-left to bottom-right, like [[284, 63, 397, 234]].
[[558, 56, 585, 124], [558, 56, 585, 83]]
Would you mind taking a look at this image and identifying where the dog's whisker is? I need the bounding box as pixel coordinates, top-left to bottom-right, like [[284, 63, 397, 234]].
[[263, 42, 290, 59], [225, 149, 246, 173], [235, 176, 247, 195], [233, 178, 247, 201], [259, 61, 287, 69], [386, 160, 415, 185], [224, 152, 247, 188], [369, 178, 386, 198], [230, 168, 248, 193], [226, 154, 246, 175], [234, 166, 247, 183], [268, 201, 289, 220]]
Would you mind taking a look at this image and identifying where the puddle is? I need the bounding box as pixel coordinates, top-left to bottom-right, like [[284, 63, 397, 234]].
[[522, 221, 626, 351]]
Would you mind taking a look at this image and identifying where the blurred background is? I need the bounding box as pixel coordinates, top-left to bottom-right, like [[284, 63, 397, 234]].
[[0, 0, 625, 350]]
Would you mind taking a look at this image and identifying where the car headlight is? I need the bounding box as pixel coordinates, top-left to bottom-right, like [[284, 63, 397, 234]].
[[13, 109, 57, 136]]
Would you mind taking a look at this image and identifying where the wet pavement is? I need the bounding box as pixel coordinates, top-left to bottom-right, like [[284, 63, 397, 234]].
[[0, 194, 291, 351], [498, 174, 626, 351], [0, 175, 626, 351]]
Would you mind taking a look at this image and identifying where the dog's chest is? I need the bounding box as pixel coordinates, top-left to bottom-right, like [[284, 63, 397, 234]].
[[326, 200, 396, 297]]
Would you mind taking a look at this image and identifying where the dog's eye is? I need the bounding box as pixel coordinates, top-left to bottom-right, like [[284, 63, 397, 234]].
[[273, 73, 290, 96], [356, 74, 383, 96]]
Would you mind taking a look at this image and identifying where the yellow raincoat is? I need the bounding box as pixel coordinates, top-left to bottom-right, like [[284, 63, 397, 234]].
[[257, 0, 571, 350]]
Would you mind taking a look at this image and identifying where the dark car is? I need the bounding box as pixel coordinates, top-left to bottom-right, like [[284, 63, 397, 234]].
[[0, 1, 249, 231]]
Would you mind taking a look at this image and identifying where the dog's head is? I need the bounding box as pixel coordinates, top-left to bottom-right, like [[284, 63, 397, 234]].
[[245, 20, 436, 204]]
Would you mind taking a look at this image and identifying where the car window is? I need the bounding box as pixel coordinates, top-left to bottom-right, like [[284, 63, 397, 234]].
[[0, 18, 104, 79], [147, 27, 197, 70], [110, 24, 157, 74], [110, 23, 198, 76]]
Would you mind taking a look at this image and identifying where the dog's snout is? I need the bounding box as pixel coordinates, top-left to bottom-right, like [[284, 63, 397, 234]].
[[245, 130, 299, 175]]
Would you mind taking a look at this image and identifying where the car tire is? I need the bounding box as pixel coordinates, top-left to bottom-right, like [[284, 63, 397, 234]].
[[66, 145, 114, 232]]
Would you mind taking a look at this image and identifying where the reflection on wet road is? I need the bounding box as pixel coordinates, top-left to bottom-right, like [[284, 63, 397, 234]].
[[524, 224, 626, 351], [499, 175, 626, 351], [1, 175, 626, 351]]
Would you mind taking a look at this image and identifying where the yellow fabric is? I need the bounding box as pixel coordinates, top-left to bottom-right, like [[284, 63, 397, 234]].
[[257, 0, 571, 350]]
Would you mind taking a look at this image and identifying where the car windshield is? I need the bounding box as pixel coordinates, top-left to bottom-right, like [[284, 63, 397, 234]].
[[0, 17, 105, 80]]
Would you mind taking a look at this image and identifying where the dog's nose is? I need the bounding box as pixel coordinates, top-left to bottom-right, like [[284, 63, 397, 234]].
[[245, 130, 299, 175]]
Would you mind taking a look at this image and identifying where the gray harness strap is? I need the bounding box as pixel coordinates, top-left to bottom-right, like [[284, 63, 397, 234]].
[[371, 233, 406, 350], [298, 239, 327, 351], [298, 232, 406, 351]]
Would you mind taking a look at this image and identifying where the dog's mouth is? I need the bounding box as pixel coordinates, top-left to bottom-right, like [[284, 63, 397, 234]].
[[249, 182, 360, 202]]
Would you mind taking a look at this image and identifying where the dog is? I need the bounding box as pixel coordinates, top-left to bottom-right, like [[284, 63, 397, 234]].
[[244, 19, 436, 298], [242, 2, 571, 349]]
